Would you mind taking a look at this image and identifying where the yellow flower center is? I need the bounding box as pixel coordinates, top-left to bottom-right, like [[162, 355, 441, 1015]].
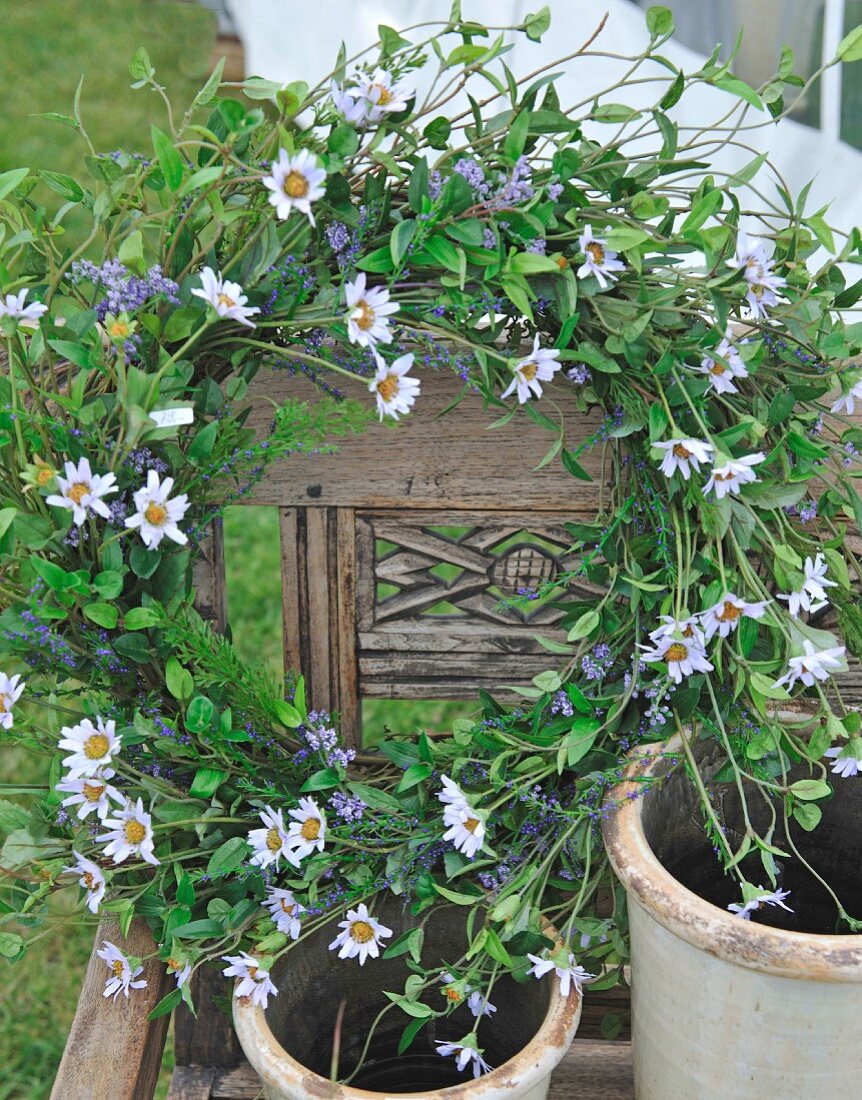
[[444, 986, 463, 1003], [354, 300, 375, 331], [247, 965, 259, 979], [376, 375, 399, 403], [665, 643, 688, 663], [520, 361, 538, 382], [710, 363, 726, 376], [464, 817, 481, 834], [166, 957, 182, 972], [350, 920, 375, 943], [371, 84, 392, 105], [586, 241, 605, 264], [280, 899, 297, 915], [284, 171, 309, 199], [83, 871, 96, 890], [217, 292, 236, 309], [717, 602, 743, 622], [144, 502, 168, 526], [83, 782, 105, 802], [37, 466, 55, 486], [69, 482, 90, 505], [300, 817, 321, 841], [0, 700, 6, 714], [673, 443, 692, 460], [266, 827, 283, 851], [108, 321, 130, 338], [84, 733, 110, 760], [124, 819, 147, 845], [715, 470, 734, 482], [556, 256, 569, 270], [111, 960, 125, 978]]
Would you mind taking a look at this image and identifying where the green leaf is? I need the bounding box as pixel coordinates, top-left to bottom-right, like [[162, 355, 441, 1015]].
[[0, 508, 16, 540], [189, 767, 228, 798], [206, 837, 250, 878], [124, 606, 162, 631], [93, 570, 124, 599], [188, 421, 218, 463], [789, 778, 831, 801], [151, 126, 184, 191], [792, 802, 822, 831], [29, 556, 69, 591], [328, 124, 359, 158], [274, 700, 303, 728], [185, 695, 216, 733], [113, 633, 151, 663], [508, 252, 560, 274], [604, 226, 649, 252], [567, 610, 600, 640], [504, 110, 531, 162], [423, 117, 451, 149], [378, 24, 412, 54], [129, 46, 155, 85], [398, 1017, 427, 1055], [533, 670, 562, 692], [346, 782, 400, 813], [148, 987, 182, 1021], [300, 768, 340, 792], [712, 76, 763, 110], [561, 448, 593, 481], [83, 602, 119, 629], [117, 230, 145, 274], [397, 762, 433, 793], [0, 168, 29, 203], [837, 24, 862, 62], [0, 799, 30, 834], [177, 167, 223, 198], [524, 6, 551, 41], [434, 883, 482, 905], [390, 219, 417, 266], [681, 190, 723, 234], [166, 657, 194, 702], [0, 932, 24, 960], [38, 170, 85, 202], [382, 992, 434, 1018], [646, 6, 674, 38], [172, 919, 226, 939]]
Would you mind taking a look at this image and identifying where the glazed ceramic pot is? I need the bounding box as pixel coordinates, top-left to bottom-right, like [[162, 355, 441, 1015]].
[[603, 732, 862, 1099], [233, 897, 581, 1099]]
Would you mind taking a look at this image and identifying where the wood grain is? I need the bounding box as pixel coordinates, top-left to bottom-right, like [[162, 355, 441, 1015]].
[[49, 918, 171, 1100], [243, 371, 607, 510]]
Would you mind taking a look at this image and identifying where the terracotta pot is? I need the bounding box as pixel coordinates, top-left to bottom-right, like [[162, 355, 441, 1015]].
[[233, 897, 581, 1099], [603, 732, 862, 1099]]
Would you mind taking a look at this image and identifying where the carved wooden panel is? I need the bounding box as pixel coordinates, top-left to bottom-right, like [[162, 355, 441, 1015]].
[[355, 510, 603, 699]]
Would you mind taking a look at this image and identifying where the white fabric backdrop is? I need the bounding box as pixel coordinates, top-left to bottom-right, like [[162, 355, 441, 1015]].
[[225, 0, 862, 238]]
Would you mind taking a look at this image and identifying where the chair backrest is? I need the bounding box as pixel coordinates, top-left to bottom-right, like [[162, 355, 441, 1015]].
[[236, 369, 606, 745]]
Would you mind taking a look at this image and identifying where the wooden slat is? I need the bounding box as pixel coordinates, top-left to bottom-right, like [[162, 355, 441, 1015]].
[[200, 1040, 633, 1098], [174, 966, 244, 1069], [50, 918, 171, 1100], [279, 508, 302, 674], [167, 1065, 217, 1100], [336, 508, 360, 747], [243, 372, 605, 510]]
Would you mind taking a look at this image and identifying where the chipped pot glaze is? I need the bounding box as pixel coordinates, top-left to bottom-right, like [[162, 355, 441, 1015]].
[[603, 733, 862, 1100], [233, 898, 581, 1100]]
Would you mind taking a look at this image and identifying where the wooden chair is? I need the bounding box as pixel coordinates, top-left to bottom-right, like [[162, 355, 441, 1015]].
[[47, 368, 646, 1098]]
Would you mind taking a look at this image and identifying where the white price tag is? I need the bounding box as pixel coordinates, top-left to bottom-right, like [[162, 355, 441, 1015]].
[[150, 407, 194, 428]]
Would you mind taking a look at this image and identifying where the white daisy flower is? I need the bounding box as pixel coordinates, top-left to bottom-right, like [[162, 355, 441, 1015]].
[[222, 951, 278, 1008], [825, 739, 862, 778], [328, 902, 393, 964], [648, 615, 706, 648], [773, 640, 846, 691], [124, 470, 190, 550], [191, 267, 259, 328], [0, 289, 49, 323], [728, 886, 793, 920], [330, 79, 368, 125], [263, 888, 305, 939], [97, 941, 147, 1001], [831, 376, 862, 416], [576, 224, 625, 288], [284, 796, 326, 865], [467, 990, 497, 1019], [166, 957, 192, 987], [368, 352, 420, 420], [344, 273, 399, 347], [262, 148, 326, 225], [98, 798, 159, 866], [700, 594, 770, 641], [527, 951, 595, 998], [731, 231, 786, 318], [438, 775, 470, 812], [356, 68, 413, 123], [436, 1039, 492, 1079], [653, 438, 714, 481], [778, 554, 837, 618], [443, 804, 486, 859], [0, 672, 25, 730], [248, 805, 292, 869], [703, 453, 765, 499], [640, 635, 714, 684], [698, 335, 749, 395], [56, 768, 124, 820], [500, 335, 562, 404], [65, 852, 107, 914], [46, 457, 118, 527], [57, 717, 121, 779]]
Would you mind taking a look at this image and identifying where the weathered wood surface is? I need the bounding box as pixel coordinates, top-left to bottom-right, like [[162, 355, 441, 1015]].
[[176, 1039, 634, 1099], [244, 370, 607, 510], [49, 918, 171, 1100]]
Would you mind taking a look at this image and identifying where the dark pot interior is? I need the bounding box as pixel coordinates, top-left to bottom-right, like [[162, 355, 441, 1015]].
[[262, 897, 552, 1092], [641, 735, 862, 935]]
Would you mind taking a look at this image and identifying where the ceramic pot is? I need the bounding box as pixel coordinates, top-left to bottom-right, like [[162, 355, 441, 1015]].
[[603, 732, 862, 1099], [233, 897, 581, 1099]]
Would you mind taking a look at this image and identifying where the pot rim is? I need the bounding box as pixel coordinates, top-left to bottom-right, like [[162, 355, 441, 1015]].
[[602, 733, 862, 982], [232, 953, 582, 1099]]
